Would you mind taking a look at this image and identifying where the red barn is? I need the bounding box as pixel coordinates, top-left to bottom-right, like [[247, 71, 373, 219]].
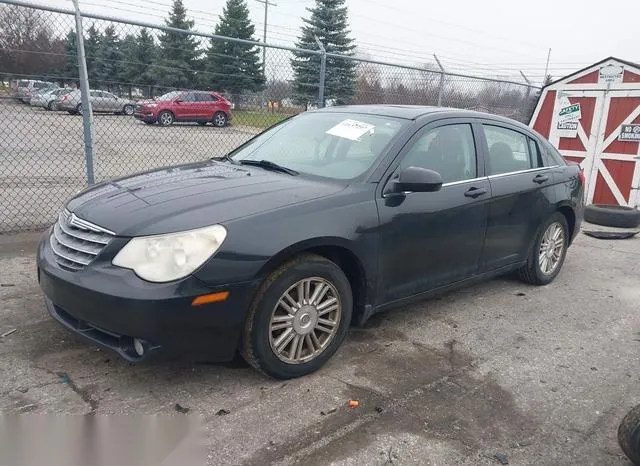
[[530, 57, 640, 208]]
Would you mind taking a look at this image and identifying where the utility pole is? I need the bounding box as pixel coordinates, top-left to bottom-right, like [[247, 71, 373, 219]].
[[544, 48, 552, 83], [255, 0, 276, 72]]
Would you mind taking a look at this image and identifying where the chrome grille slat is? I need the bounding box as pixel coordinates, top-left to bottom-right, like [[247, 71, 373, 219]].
[[50, 210, 114, 271], [53, 223, 104, 255], [50, 234, 91, 266]]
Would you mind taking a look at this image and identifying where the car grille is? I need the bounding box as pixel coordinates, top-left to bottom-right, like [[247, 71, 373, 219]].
[[50, 209, 115, 271]]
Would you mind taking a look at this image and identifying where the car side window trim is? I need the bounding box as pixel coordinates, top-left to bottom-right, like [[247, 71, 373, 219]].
[[487, 165, 559, 179]]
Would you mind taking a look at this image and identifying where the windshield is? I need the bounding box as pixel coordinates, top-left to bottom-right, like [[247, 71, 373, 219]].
[[229, 112, 406, 180], [156, 91, 182, 101]]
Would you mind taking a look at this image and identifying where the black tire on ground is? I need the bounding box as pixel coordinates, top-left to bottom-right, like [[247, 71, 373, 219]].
[[241, 253, 353, 379], [213, 111, 228, 127], [76, 103, 83, 115], [67, 110, 76, 115], [122, 104, 134, 116], [618, 405, 640, 465], [157, 110, 174, 126], [46, 101, 54, 111], [518, 212, 569, 286], [584, 204, 640, 229]]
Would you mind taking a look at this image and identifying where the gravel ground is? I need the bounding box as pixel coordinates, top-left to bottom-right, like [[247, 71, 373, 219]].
[[1, 228, 638, 465]]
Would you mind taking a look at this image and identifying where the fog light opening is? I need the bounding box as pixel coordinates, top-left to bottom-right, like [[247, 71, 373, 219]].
[[133, 338, 146, 357]]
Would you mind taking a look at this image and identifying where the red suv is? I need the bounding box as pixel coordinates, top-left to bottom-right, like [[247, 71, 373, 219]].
[[134, 90, 233, 127]]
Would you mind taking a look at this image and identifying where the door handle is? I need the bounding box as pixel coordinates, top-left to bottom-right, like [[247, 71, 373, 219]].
[[464, 187, 487, 198], [533, 174, 549, 184]]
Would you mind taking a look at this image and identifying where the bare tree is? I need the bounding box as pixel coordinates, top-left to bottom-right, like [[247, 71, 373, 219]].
[[0, 5, 65, 80]]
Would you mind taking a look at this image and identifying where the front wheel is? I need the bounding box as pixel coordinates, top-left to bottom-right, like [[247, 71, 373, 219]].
[[158, 110, 174, 126], [241, 254, 353, 379], [213, 111, 227, 127], [518, 212, 569, 285]]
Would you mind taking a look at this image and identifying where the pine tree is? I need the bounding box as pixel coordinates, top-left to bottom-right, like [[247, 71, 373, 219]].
[[95, 25, 122, 91], [155, 0, 200, 90], [122, 28, 158, 97], [202, 0, 265, 101], [84, 24, 101, 85], [62, 30, 78, 85], [291, 0, 356, 106]]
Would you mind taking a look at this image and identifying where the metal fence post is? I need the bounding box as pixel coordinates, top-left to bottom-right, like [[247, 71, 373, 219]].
[[520, 71, 533, 122], [434, 54, 445, 107], [314, 36, 326, 108], [71, 0, 95, 185]]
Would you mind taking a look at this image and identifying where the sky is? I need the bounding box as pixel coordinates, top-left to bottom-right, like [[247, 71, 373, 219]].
[[30, 0, 640, 86]]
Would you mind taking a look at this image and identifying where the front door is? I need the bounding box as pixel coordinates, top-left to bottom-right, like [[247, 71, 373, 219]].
[[479, 121, 556, 271], [174, 92, 198, 120], [376, 120, 490, 304]]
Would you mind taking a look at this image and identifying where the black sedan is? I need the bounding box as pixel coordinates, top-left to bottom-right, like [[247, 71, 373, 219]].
[[37, 105, 585, 379]]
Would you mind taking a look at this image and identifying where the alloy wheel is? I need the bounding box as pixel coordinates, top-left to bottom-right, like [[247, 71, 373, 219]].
[[269, 277, 341, 364], [538, 222, 565, 275]]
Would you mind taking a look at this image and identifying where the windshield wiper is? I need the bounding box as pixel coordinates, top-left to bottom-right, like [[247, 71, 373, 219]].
[[237, 159, 298, 176]]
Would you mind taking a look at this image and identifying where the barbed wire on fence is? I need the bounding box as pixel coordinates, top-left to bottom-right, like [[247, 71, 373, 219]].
[[0, 0, 541, 233]]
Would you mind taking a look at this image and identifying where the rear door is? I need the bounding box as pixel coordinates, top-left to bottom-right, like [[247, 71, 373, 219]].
[[376, 119, 490, 303], [103, 92, 120, 111], [479, 121, 557, 271]]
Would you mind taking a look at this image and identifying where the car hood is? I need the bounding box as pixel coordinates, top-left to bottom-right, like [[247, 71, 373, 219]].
[[66, 161, 344, 236]]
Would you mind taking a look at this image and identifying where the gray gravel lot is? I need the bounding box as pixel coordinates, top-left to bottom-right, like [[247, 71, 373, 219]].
[[0, 98, 258, 232], [0, 230, 638, 465]]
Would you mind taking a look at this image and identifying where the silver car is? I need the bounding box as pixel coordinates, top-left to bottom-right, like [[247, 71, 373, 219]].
[[58, 90, 136, 116], [30, 87, 73, 110]]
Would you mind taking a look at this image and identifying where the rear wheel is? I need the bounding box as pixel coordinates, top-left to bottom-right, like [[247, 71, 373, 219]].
[[518, 212, 569, 285], [158, 110, 174, 126], [48, 101, 58, 111], [122, 104, 134, 116], [213, 111, 227, 127], [241, 254, 352, 379]]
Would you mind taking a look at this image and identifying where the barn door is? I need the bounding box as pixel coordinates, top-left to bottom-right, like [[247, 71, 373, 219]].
[[589, 90, 640, 207]]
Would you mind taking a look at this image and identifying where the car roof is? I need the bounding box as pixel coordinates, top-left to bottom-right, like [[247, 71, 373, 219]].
[[314, 104, 532, 131]]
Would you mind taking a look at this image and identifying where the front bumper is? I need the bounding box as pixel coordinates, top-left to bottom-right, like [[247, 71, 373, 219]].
[[134, 111, 157, 123], [37, 230, 260, 362]]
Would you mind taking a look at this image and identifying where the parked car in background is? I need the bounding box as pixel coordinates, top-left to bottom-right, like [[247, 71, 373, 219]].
[[13, 80, 57, 103], [58, 89, 136, 115], [37, 105, 584, 379], [134, 90, 232, 126], [30, 87, 73, 111]]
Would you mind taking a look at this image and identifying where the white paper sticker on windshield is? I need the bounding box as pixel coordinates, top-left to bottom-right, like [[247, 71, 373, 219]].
[[326, 119, 375, 141]]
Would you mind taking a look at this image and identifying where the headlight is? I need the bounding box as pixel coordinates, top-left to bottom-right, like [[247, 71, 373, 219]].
[[112, 224, 227, 283]]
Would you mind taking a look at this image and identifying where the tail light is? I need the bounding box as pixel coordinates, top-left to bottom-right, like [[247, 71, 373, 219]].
[[62, 95, 69, 101]]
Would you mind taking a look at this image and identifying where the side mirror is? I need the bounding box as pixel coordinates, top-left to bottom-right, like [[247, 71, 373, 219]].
[[387, 166, 443, 195], [175, 99, 183, 104]]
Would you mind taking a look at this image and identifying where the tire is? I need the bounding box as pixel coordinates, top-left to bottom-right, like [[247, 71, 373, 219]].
[[157, 110, 174, 126], [518, 212, 569, 286], [48, 101, 58, 111], [241, 254, 353, 379], [76, 103, 83, 115], [619, 405, 640, 465], [584, 204, 640, 229], [213, 111, 228, 127], [122, 104, 134, 116]]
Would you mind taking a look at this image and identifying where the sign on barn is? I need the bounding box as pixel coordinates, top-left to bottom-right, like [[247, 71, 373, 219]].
[[530, 57, 640, 208]]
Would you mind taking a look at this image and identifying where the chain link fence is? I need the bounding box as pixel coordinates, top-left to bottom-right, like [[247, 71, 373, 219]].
[[0, 0, 540, 233]]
